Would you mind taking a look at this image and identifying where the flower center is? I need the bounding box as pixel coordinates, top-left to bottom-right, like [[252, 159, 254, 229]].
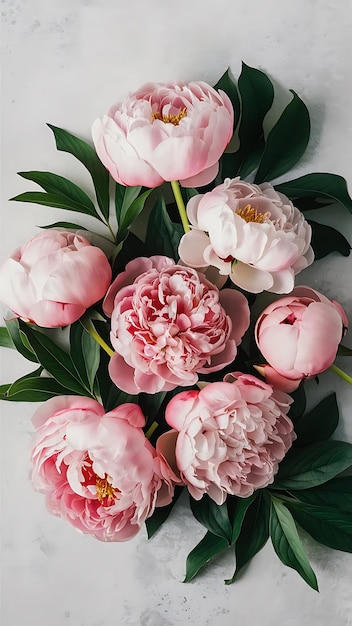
[[152, 107, 187, 125], [95, 475, 116, 507], [236, 204, 269, 224]]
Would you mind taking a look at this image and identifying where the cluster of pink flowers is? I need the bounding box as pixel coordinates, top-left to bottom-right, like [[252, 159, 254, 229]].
[[0, 79, 349, 542]]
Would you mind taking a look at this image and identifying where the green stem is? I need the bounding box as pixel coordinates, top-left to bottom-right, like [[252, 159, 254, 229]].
[[171, 180, 190, 233], [86, 321, 114, 357], [330, 363, 352, 385], [105, 220, 117, 243], [145, 421, 159, 439]]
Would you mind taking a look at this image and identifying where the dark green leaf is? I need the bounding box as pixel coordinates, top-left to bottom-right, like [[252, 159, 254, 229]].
[[190, 495, 232, 544], [145, 194, 183, 259], [0, 375, 74, 402], [273, 440, 352, 491], [288, 384, 306, 424], [291, 197, 335, 212], [146, 486, 183, 538], [115, 184, 142, 227], [270, 498, 318, 590], [47, 124, 110, 219], [308, 220, 351, 259], [255, 91, 310, 183], [213, 68, 240, 126], [228, 493, 258, 544], [274, 173, 352, 214], [287, 501, 352, 553], [0, 327, 15, 349], [225, 493, 270, 584], [39, 221, 87, 231], [5, 319, 38, 362], [294, 393, 339, 446], [69, 322, 100, 392], [289, 477, 352, 512], [81, 327, 100, 391], [19, 322, 90, 396], [222, 63, 274, 179], [10, 191, 102, 219], [18, 171, 98, 218], [117, 189, 153, 243], [184, 531, 228, 582], [337, 344, 352, 356]]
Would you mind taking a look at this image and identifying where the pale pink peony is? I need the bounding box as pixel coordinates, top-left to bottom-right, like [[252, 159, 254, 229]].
[[178, 177, 314, 293], [255, 286, 348, 391], [157, 373, 295, 504], [104, 256, 250, 394], [92, 81, 234, 188], [31, 396, 177, 541], [0, 230, 112, 328]]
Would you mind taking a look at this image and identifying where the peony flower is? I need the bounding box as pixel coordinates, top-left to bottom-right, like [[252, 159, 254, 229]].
[[156, 372, 295, 504], [178, 177, 314, 293], [0, 230, 112, 328], [31, 396, 177, 542], [92, 81, 234, 188], [103, 256, 250, 394], [254, 286, 348, 391]]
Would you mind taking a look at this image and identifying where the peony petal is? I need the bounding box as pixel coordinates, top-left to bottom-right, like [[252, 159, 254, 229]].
[[230, 262, 274, 293]]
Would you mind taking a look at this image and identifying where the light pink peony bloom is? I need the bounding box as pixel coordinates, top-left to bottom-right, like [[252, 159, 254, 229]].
[[31, 396, 177, 541], [92, 81, 234, 188], [104, 256, 250, 394], [255, 286, 348, 391], [0, 230, 112, 328], [157, 373, 295, 504], [178, 177, 314, 293]]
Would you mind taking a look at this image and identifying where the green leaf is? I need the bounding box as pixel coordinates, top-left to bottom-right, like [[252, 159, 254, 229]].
[[10, 191, 103, 219], [270, 498, 318, 590], [115, 184, 142, 226], [274, 173, 352, 214], [294, 393, 339, 446], [184, 531, 228, 582], [18, 322, 90, 396], [146, 486, 183, 538], [47, 124, 110, 220], [255, 90, 310, 183], [288, 384, 306, 425], [5, 319, 38, 362], [81, 327, 100, 391], [228, 493, 258, 544], [287, 501, 352, 553], [225, 493, 270, 584], [308, 220, 351, 259], [69, 322, 100, 392], [0, 327, 15, 349], [337, 344, 352, 356], [213, 67, 240, 126], [18, 171, 98, 218], [190, 495, 232, 544], [39, 221, 87, 231], [222, 62, 274, 179], [0, 374, 74, 402], [145, 194, 183, 259], [117, 188, 153, 244], [272, 440, 352, 491], [289, 477, 352, 512]]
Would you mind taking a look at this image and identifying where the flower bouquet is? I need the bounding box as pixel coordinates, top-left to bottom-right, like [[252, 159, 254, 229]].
[[1, 63, 352, 591]]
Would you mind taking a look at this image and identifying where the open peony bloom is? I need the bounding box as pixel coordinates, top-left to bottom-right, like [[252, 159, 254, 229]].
[[92, 81, 234, 188], [0, 230, 112, 328], [255, 286, 348, 391], [104, 256, 250, 394], [31, 396, 177, 542], [156, 373, 295, 504], [178, 177, 314, 293]]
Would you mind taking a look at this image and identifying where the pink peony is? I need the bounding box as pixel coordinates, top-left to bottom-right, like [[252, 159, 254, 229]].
[[104, 256, 250, 394], [157, 373, 295, 504], [31, 396, 177, 541], [255, 286, 348, 391], [0, 230, 112, 328], [92, 81, 234, 188], [178, 177, 314, 293]]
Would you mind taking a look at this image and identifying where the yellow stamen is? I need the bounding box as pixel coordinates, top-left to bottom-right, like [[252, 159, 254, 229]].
[[152, 107, 187, 125], [96, 475, 116, 505], [236, 204, 269, 224]]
